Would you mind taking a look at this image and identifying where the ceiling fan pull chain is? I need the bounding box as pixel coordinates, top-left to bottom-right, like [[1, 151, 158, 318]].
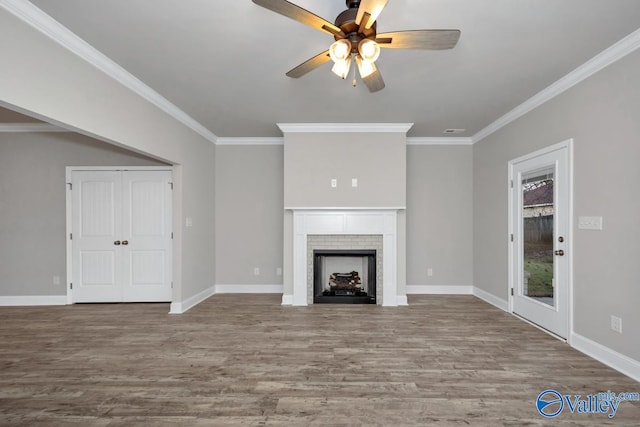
[[352, 54, 357, 87]]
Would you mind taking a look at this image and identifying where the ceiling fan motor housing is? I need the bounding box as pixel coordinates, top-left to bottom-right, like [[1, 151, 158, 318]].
[[334, 6, 377, 51]]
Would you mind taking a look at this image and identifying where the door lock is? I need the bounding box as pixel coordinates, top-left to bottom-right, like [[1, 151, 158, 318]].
[[554, 249, 565, 256]]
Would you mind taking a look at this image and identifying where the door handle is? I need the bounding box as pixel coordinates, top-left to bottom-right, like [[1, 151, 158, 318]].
[[122, 240, 129, 246], [554, 249, 564, 256], [114, 240, 121, 246]]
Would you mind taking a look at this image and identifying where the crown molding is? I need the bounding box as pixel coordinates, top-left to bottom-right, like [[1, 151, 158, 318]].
[[0, 0, 218, 144], [0, 123, 67, 132], [277, 123, 414, 133], [472, 27, 640, 144], [216, 137, 284, 146], [5, 0, 638, 147], [407, 137, 473, 146], [217, 136, 473, 146]]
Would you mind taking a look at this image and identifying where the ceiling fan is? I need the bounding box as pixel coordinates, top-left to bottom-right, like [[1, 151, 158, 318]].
[[252, 0, 461, 92]]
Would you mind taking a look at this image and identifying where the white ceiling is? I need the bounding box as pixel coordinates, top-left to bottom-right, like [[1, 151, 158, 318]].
[[24, 0, 640, 138]]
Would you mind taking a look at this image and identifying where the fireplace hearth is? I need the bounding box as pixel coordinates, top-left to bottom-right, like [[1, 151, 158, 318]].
[[313, 249, 376, 304]]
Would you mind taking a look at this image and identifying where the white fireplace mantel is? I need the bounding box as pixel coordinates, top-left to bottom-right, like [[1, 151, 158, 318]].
[[286, 209, 405, 307]]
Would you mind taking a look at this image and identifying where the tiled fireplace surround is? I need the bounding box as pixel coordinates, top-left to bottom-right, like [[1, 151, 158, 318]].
[[307, 235, 383, 304], [286, 210, 405, 306]]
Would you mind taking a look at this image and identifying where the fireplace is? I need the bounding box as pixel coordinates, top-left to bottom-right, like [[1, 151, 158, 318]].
[[288, 210, 405, 306], [313, 250, 376, 304]]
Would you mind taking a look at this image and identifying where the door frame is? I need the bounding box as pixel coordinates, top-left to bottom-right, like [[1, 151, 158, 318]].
[[65, 166, 173, 304], [507, 139, 574, 342]]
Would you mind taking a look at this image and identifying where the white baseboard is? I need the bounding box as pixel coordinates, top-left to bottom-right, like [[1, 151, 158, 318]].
[[571, 332, 640, 383], [169, 284, 216, 314], [0, 295, 67, 306], [215, 284, 283, 294], [472, 287, 509, 312], [396, 295, 409, 306], [406, 285, 473, 295], [281, 294, 293, 305], [468, 288, 639, 382]]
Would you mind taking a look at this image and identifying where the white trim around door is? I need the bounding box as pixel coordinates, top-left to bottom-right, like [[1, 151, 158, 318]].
[[65, 166, 173, 304], [508, 139, 574, 341]]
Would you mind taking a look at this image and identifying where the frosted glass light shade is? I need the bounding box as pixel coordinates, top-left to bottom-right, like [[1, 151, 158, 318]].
[[358, 39, 380, 62], [355, 55, 376, 78], [331, 56, 352, 79], [329, 39, 352, 62]]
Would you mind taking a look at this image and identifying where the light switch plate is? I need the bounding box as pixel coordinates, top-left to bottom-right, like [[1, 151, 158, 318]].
[[351, 178, 358, 188], [578, 216, 602, 230], [331, 179, 337, 188]]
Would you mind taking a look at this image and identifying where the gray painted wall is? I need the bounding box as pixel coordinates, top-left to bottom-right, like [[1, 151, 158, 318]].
[[406, 145, 473, 286], [216, 143, 472, 294], [0, 132, 164, 296], [215, 145, 284, 285], [0, 106, 42, 122], [284, 132, 406, 208], [1, 8, 216, 305], [473, 49, 640, 361], [282, 131, 408, 298]]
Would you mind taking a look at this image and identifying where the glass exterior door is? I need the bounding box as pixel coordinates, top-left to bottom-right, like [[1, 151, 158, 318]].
[[522, 167, 555, 307], [510, 142, 571, 339]]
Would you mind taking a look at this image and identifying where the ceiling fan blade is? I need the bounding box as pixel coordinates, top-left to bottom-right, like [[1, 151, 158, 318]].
[[362, 67, 385, 93], [252, 0, 345, 37], [356, 0, 389, 29], [376, 30, 461, 49], [286, 50, 332, 78]]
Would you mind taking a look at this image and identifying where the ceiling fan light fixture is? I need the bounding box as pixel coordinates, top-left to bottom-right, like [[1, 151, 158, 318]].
[[252, 0, 460, 92], [331, 55, 352, 79], [358, 39, 380, 62], [329, 39, 352, 63], [355, 55, 376, 78]]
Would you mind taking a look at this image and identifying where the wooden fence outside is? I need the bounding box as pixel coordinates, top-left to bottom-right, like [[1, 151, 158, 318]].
[[524, 215, 553, 242]]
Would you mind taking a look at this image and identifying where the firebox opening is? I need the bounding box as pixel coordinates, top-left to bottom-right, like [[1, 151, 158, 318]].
[[313, 249, 376, 304]]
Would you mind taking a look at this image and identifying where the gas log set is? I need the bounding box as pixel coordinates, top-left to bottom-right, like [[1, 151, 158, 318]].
[[324, 271, 365, 296]]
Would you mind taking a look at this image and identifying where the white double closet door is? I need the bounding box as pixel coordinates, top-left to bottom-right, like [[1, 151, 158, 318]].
[[70, 169, 172, 303]]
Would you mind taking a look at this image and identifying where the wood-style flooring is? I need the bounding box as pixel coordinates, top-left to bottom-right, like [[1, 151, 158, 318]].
[[1, 295, 638, 426]]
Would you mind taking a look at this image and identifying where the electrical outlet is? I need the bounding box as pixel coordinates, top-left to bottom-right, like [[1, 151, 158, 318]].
[[185, 217, 193, 227], [253, 267, 260, 276], [610, 315, 622, 334], [276, 267, 282, 276], [427, 268, 433, 277], [331, 179, 337, 188], [351, 178, 358, 188], [53, 275, 60, 285]]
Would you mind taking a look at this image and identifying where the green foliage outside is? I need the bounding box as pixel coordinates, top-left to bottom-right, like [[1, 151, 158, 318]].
[[524, 241, 553, 297]]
